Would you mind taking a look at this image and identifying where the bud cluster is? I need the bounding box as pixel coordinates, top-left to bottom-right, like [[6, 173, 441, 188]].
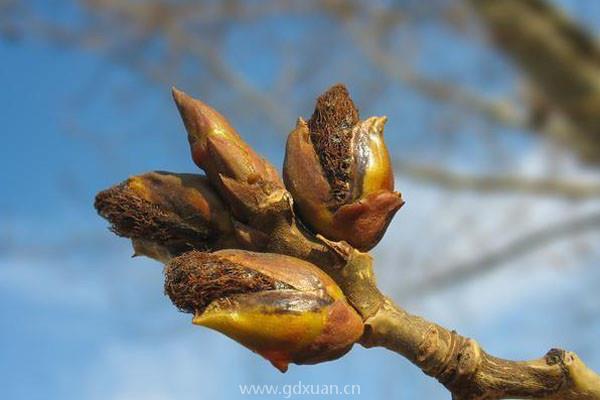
[[165, 250, 363, 372], [96, 84, 403, 372]]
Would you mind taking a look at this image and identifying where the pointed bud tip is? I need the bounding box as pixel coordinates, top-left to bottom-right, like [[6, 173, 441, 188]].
[[362, 116, 388, 135], [295, 117, 307, 128], [171, 87, 196, 115], [172, 87, 194, 124], [373, 116, 388, 135], [271, 359, 289, 373], [171, 86, 186, 102], [171, 87, 215, 117], [171, 87, 214, 119], [192, 312, 209, 326], [171, 87, 240, 147]]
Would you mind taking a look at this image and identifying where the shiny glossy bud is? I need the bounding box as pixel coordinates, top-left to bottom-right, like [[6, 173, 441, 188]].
[[164, 249, 364, 372], [283, 84, 403, 251], [172, 88, 285, 221]]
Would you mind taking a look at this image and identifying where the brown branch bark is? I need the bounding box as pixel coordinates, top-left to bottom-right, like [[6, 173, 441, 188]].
[[468, 0, 600, 163], [362, 298, 600, 400], [96, 170, 600, 399], [93, 82, 600, 399], [287, 241, 600, 400]]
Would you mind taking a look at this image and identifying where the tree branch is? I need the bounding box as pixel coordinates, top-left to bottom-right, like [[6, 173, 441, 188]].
[[347, 24, 522, 128], [395, 160, 600, 199], [362, 298, 600, 400], [326, 0, 591, 154], [94, 87, 600, 399], [96, 170, 600, 399], [404, 210, 600, 298], [468, 0, 600, 163]]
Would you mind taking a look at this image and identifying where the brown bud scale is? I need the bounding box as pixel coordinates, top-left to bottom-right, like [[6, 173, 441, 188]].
[[94, 172, 236, 259], [284, 84, 402, 250], [95, 182, 210, 255], [164, 251, 292, 313]]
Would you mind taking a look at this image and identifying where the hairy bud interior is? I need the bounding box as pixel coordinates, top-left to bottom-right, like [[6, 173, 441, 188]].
[[95, 182, 211, 256], [308, 84, 359, 206], [164, 251, 292, 314]]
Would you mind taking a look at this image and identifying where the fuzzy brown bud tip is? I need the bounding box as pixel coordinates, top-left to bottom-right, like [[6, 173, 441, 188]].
[[163, 250, 363, 372], [308, 84, 359, 205], [94, 172, 236, 260], [164, 251, 291, 314], [308, 84, 359, 135], [95, 181, 201, 252]]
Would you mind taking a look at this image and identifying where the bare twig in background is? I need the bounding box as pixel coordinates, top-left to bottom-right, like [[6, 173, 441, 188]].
[[404, 210, 600, 298], [8, 0, 600, 165], [12, 1, 294, 132], [395, 159, 600, 199], [469, 0, 600, 163], [337, 11, 524, 129], [329, 0, 588, 153]]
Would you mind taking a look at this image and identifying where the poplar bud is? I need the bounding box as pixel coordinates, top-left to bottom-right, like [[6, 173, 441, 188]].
[[283, 84, 403, 251], [172, 88, 285, 221], [94, 171, 236, 262], [164, 249, 364, 372]]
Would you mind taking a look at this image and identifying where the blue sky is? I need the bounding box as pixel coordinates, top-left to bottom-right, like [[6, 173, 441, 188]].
[[1, 2, 600, 399]]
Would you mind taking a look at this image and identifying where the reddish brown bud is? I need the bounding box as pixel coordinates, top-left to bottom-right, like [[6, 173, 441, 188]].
[[94, 171, 237, 261], [172, 88, 285, 221], [283, 84, 404, 251]]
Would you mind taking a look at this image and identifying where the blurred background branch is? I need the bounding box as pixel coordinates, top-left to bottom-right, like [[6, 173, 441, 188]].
[[403, 209, 600, 299], [395, 159, 600, 199], [469, 0, 600, 163]]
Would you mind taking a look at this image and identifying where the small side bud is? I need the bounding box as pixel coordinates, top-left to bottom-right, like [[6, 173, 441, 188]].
[[94, 171, 237, 261], [164, 250, 364, 372]]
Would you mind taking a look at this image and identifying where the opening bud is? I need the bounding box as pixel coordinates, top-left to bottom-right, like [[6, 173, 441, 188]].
[[283, 84, 404, 251], [94, 171, 236, 262], [164, 250, 364, 372]]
